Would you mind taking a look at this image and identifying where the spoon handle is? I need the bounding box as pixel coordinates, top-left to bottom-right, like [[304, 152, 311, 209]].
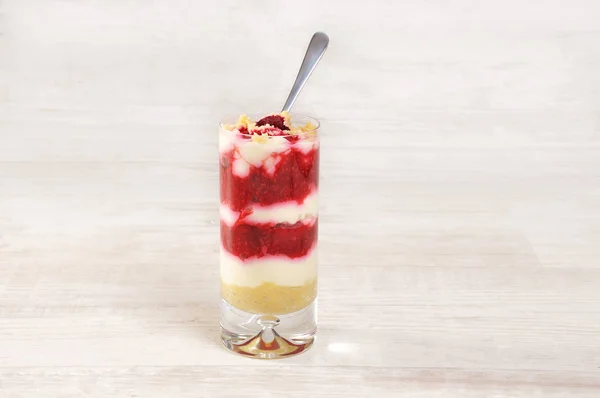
[[281, 32, 329, 112]]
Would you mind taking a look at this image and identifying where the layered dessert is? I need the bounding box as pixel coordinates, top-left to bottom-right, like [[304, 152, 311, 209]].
[[219, 112, 319, 315]]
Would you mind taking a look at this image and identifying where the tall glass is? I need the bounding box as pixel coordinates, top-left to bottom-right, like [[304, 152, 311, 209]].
[[218, 113, 319, 358]]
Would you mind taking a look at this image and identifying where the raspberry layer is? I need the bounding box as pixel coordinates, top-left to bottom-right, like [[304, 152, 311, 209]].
[[219, 143, 319, 211], [220, 219, 317, 260]]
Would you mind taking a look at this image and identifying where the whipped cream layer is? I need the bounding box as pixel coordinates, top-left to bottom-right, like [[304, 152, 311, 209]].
[[220, 191, 318, 226], [220, 246, 318, 287]]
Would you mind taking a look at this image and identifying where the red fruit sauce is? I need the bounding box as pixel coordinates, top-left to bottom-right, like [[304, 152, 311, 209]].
[[220, 147, 319, 211], [220, 220, 317, 260]]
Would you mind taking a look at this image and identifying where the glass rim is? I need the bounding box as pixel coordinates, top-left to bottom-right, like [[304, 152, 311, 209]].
[[218, 112, 320, 137]]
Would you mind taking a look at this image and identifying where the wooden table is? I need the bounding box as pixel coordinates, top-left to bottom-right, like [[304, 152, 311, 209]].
[[1, 0, 599, 396]]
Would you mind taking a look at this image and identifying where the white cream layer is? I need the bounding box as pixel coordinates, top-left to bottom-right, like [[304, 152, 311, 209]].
[[220, 246, 318, 287], [220, 191, 318, 226], [219, 127, 318, 178]]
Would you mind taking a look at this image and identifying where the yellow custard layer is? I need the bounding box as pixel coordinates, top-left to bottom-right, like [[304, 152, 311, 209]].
[[221, 279, 317, 315]]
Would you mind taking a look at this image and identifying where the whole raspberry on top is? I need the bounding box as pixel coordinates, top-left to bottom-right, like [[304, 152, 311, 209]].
[[256, 114, 290, 131]]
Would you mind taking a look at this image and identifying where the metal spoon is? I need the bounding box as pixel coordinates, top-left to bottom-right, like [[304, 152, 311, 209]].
[[281, 32, 329, 112]]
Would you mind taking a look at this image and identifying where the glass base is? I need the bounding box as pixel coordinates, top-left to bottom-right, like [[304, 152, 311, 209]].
[[220, 298, 317, 359]]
